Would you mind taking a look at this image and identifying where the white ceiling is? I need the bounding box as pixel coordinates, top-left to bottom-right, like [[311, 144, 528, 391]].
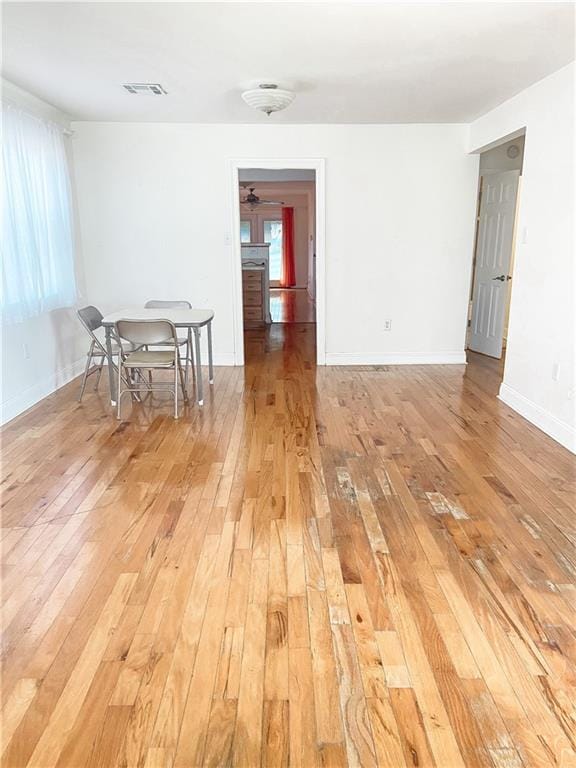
[[2, 2, 574, 123]]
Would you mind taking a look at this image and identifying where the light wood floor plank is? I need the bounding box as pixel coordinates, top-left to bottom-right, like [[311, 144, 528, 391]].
[[1, 324, 575, 767]]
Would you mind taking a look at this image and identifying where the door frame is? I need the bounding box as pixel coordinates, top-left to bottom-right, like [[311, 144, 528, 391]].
[[228, 158, 326, 365]]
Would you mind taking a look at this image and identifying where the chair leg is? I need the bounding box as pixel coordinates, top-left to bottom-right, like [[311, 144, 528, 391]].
[[94, 356, 105, 390], [128, 369, 138, 402], [142, 345, 153, 386], [184, 334, 190, 392], [117, 357, 123, 419], [78, 342, 94, 402], [178, 355, 188, 403]]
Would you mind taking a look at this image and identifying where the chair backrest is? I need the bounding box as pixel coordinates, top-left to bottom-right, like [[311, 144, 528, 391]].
[[77, 305, 104, 335], [115, 319, 177, 347], [145, 300, 192, 309]]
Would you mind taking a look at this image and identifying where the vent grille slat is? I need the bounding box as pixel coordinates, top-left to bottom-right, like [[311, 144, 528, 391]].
[[123, 83, 167, 96]]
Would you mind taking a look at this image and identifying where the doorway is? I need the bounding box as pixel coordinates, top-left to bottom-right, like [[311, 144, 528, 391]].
[[467, 133, 525, 368], [230, 160, 325, 365], [239, 177, 316, 323]]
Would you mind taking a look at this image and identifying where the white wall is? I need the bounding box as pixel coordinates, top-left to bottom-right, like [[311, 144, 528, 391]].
[[1, 80, 87, 424], [71, 123, 478, 366], [469, 62, 575, 453]]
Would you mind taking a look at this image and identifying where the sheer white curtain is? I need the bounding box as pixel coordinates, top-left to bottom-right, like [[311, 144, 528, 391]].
[[2, 104, 76, 324]]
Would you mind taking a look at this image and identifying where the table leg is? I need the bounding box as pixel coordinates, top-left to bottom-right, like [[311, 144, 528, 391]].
[[207, 320, 214, 384], [189, 328, 196, 381], [184, 328, 192, 392], [193, 327, 203, 406], [105, 326, 117, 406]]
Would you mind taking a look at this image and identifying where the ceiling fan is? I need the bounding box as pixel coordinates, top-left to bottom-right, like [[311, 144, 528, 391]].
[[240, 185, 285, 210]]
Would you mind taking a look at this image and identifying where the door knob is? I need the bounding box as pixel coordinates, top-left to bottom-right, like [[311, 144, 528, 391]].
[[492, 275, 506, 281]]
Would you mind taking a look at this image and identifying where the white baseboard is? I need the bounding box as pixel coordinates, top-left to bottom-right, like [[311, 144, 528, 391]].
[[325, 352, 467, 366], [1, 352, 237, 427], [498, 382, 576, 454], [1, 357, 86, 426]]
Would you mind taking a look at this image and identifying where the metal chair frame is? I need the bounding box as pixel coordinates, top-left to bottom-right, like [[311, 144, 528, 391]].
[[77, 305, 147, 402], [144, 300, 195, 391], [115, 318, 189, 420], [77, 305, 120, 401]]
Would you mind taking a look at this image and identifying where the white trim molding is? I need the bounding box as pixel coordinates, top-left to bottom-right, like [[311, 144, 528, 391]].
[[499, 382, 576, 454], [325, 352, 467, 366], [1, 352, 237, 427], [228, 157, 326, 366], [1, 357, 86, 426]]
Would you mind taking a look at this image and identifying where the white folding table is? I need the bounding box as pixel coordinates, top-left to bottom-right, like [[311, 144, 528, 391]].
[[101, 307, 214, 407]]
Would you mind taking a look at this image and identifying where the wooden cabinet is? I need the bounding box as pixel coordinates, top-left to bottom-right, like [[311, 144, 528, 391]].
[[241, 244, 271, 325], [242, 268, 265, 325]]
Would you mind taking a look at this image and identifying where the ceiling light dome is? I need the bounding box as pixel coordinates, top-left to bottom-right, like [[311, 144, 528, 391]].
[[241, 83, 295, 116]]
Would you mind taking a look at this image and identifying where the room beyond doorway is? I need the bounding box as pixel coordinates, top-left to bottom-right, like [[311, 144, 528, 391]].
[[230, 159, 326, 365], [238, 171, 316, 330]]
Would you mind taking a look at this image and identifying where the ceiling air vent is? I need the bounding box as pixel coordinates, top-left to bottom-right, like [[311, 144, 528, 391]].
[[123, 83, 167, 96]]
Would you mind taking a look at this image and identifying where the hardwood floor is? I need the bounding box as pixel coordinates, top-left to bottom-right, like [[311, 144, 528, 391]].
[[269, 289, 316, 323], [1, 323, 575, 768]]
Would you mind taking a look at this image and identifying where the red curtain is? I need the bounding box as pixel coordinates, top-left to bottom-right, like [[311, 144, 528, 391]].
[[281, 207, 296, 287]]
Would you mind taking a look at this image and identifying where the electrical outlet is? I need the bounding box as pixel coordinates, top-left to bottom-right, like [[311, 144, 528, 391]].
[[552, 362, 560, 382], [383, 319, 392, 332]]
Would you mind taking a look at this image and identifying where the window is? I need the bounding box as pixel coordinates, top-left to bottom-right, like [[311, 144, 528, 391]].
[[240, 220, 252, 243], [263, 219, 283, 282], [2, 105, 76, 324]]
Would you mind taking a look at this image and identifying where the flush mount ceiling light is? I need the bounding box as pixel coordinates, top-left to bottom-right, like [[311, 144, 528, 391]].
[[241, 83, 295, 116]]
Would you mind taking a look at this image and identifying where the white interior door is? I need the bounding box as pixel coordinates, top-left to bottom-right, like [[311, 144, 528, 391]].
[[469, 170, 520, 358]]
